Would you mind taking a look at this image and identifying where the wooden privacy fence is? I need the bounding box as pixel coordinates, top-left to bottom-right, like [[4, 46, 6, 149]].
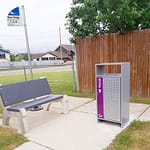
[[76, 29, 150, 98]]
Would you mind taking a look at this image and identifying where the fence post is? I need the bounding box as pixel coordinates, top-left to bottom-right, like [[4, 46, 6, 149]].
[[23, 66, 27, 81], [72, 61, 77, 91]]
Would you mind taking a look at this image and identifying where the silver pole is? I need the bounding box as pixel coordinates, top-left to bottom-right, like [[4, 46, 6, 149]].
[[74, 45, 79, 91], [22, 5, 33, 80], [59, 27, 63, 61], [23, 66, 27, 81], [72, 60, 77, 91]]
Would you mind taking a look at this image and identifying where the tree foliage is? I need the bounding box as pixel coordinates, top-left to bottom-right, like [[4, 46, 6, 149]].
[[10, 54, 16, 61], [66, 0, 150, 42], [15, 53, 31, 61]]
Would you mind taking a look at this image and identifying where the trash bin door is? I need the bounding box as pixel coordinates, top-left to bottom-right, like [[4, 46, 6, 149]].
[[103, 76, 121, 122]]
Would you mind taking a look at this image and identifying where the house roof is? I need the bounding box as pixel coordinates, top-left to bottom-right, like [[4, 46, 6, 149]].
[[48, 51, 69, 58], [31, 44, 75, 60], [62, 44, 76, 52], [32, 53, 46, 59], [55, 44, 76, 52], [0, 49, 10, 54]]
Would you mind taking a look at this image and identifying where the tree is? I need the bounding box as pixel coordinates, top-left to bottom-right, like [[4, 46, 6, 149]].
[[22, 53, 30, 61], [66, 0, 150, 42], [15, 53, 32, 61], [10, 54, 16, 61], [15, 55, 22, 61]]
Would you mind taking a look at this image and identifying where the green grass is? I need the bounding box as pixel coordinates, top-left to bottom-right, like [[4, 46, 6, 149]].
[[105, 121, 150, 150], [0, 127, 27, 150], [130, 97, 150, 105], [0, 71, 94, 98]]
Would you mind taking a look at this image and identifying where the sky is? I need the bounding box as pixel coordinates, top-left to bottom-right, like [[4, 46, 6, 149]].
[[0, 0, 72, 53]]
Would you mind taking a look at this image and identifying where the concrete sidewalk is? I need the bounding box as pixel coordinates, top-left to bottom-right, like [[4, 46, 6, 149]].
[[5, 96, 150, 150]]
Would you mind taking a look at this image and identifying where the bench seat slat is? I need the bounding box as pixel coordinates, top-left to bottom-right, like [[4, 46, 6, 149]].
[[7, 95, 63, 112]]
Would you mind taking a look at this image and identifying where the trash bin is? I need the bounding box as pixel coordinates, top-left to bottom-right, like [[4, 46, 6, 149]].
[[95, 62, 130, 127]]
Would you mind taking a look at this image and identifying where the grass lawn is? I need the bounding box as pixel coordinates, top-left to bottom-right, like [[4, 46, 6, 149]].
[[0, 71, 150, 149], [130, 97, 150, 105], [0, 127, 27, 150], [0, 71, 95, 97], [105, 121, 150, 150]]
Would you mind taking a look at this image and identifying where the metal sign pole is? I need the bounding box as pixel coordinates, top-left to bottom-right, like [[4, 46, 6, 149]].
[[59, 27, 63, 61], [23, 66, 27, 81], [22, 5, 33, 80]]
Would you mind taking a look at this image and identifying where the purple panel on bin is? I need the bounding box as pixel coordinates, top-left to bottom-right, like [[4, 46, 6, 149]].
[[97, 77, 104, 118]]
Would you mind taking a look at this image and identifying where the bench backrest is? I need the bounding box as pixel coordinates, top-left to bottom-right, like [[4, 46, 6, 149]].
[[0, 78, 51, 107]]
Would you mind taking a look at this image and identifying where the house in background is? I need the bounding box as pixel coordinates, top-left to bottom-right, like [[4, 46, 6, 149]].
[[54, 44, 75, 61], [0, 49, 10, 62], [32, 44, 76, 62], [32, 51, 69, 62], [31, 52, 56, 61]]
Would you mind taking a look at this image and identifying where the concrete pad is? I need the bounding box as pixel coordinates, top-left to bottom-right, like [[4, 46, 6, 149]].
[[138, 106, 150, 121], [73, 101, 150, 120], [50, 96, 94, 112], [14, 141, 52, 150], [6, 110, 62, 133], [25, 111, 123, 150], [129, 103, 150, 121], [74, 100, 97, 114]]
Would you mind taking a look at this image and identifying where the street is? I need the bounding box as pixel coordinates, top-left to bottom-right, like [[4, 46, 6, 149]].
[[0, 65, 72, 76]]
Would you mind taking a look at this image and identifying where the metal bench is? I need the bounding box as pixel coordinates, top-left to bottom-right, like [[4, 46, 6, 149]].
[[0, 78, 68, 133]]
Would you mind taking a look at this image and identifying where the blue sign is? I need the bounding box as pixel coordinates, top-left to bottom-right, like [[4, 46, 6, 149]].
[[7, 6, 23, 26], [8, 7, 20, 16]]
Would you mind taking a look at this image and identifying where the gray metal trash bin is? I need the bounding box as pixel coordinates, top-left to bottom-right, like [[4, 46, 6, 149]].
[[95, 62, 130, 127]]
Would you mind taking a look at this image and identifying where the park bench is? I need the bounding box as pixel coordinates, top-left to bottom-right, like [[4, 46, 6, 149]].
[[0, 78, 68, 133]]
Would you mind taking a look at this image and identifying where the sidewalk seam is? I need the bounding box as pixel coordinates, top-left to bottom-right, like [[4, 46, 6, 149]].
[[72, 109, 96, 115], [69, 99, 95, 111], [29, 140, 54, 150], [136, 105, 150, 120]]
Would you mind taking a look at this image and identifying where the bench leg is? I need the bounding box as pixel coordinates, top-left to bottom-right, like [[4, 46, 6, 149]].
[[2, 109, 10, 126], [47, 103, 52, 111], [18, 108, 29, 134], [61, 95, 69, 114]]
